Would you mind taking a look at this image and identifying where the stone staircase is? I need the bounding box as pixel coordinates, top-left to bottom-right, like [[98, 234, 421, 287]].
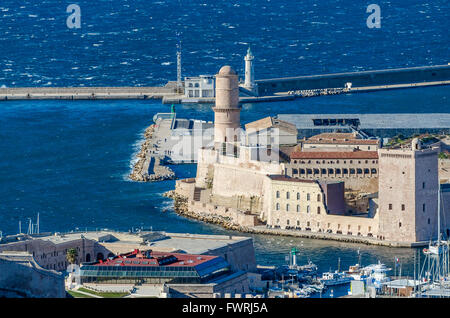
[[193, 187, 202, 201]]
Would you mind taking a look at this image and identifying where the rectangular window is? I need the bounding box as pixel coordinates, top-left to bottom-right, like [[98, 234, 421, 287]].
[[389, 204, 393, 210], [401, 204, 405, 211]]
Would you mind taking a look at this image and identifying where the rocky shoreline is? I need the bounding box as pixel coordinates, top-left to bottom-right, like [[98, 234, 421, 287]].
[[129, 124, 175, 182], [164, 190, 418, 248], [163, 191, 250, 232]]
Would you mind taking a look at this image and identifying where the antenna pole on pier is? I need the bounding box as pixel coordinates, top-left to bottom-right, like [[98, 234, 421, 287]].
[[176, 33, 182, 94]]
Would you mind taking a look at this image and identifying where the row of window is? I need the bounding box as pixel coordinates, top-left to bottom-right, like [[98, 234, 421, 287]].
[[291, 168, 378, 175], [292, 159, 378, 165], [275, 191, 321, 201], [275, 203, 321, 214], [388, 203, 428, 213], [274, 219, 372, 233]]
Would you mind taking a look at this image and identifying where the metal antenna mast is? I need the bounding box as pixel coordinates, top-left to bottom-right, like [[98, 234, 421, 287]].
[[176, 32, 182, 94]]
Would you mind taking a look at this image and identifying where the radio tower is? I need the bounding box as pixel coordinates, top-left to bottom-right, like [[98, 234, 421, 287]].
[[176, 33, 182, 94]]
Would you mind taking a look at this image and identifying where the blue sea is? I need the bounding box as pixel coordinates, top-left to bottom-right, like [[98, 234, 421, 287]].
[[1, 0, 449, 297]]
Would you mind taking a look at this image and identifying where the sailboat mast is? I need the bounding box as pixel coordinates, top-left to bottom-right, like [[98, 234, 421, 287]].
[[438, 182, 441, 244]]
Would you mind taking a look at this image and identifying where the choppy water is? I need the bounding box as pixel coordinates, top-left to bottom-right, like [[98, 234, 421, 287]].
[[0, 0, 449, 87], [0, 0, 449, 297]]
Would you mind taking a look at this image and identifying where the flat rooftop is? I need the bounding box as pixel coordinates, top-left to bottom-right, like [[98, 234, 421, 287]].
[[277, 113, 450, 130], [1, 231, 252, 255]]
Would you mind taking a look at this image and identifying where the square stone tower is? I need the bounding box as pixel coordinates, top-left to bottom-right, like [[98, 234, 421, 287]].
[[378, 139, 439, 243]]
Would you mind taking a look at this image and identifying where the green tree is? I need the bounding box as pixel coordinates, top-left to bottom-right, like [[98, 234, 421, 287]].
[[66, 248, 78, 264]]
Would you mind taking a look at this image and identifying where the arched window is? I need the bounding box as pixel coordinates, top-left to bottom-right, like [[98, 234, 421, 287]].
[[297, 192, 300, 200], [286, 192, 290, 199], [317, 207, 321, 214], [276, 191, 280, 198], [317, 194, 321, 202]]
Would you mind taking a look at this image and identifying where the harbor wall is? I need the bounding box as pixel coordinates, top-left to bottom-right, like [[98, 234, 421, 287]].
[[256, 65, 450, 95], [0, 252, 65, 298], [0, 86, 176, 100]]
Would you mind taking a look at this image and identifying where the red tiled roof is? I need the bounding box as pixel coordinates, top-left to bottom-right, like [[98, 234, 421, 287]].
[[290, 151, 379, 160], [93, 249, 217, 267], [304, 139, 379, 145]]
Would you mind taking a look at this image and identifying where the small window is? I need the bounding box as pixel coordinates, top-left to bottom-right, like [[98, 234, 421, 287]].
[[286, 192, 290, 199], [296, 205, 300, 213], [297, 192, 300, 200], [317, 194, 321, 202], [317, 207, 321, 214], [276, 191, 280, 198], [307, 193, 310, 201], [401, 204, 405, 211], [276, 203, 280, 211], [399, 222, 402, 228], [286, 204, 290, 212], [307, 206, 310, 213], [389, 204, 393, 210]]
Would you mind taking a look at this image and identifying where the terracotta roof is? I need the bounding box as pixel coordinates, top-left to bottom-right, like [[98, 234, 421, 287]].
[[304, 139, 379, 145], [308, 133, 357, 140], [290, 151, 379, 160]]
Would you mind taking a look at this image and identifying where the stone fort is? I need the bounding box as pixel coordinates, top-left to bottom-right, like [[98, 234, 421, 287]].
[[175, 65, 450, 246]]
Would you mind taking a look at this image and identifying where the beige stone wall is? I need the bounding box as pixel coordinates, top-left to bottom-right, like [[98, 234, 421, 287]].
[[378, 147, 439, 243], [264, 177, 379, 237], [0, 252, 65, 298], [0, 238, 100, 271], [188, 201, 259, 228]]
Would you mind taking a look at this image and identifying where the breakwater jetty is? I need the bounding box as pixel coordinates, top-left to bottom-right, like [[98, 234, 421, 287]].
[[129, 124, 175, 182], [256, 64, 450, 95], [2, 65, 449, 102], [0, 86, 178, 101]]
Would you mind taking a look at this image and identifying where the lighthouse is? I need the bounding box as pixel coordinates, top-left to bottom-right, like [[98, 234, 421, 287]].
[[244, 47, 256, 93]]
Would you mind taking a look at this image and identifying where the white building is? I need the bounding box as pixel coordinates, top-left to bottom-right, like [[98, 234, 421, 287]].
[[184, 75, 215, 98]]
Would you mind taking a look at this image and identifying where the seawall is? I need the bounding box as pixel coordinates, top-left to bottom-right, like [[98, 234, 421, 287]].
[[256, 64, 450, 95], [166, 190, 427, 248], [0, 86, 177, 101]]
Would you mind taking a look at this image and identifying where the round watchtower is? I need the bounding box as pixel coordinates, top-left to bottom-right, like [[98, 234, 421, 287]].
[[213, 66, 241, 151]]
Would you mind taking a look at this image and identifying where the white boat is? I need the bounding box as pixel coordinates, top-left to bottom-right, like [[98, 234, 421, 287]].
[[423, 242, 448, 256], [362, 262, 391, 289], [319, 271, 353, 286]]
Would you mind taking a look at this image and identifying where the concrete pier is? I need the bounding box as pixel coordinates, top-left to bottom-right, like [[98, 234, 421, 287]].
[[256, 64, 450, 95], [0, 86, 178, 101]]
